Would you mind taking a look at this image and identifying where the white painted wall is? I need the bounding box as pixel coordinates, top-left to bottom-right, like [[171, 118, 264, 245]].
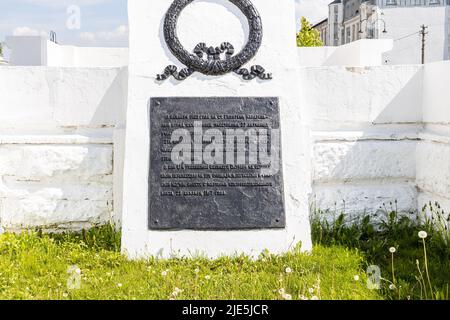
[[380, 7, 449, 65], [46, 41, 129, 67], [5, 36, 128, 67], [298, 46, 337, 66], [4, 37, 46, 66], [448, 6, 450, 57], [0, 67, 127, 231], [0, 62, 448, 234], [302, 61, 450, 217], [298, 39, 394, 66], [301, 65, 423, 216], [0, 2, 448, 241], [417, 61, 450, 212]]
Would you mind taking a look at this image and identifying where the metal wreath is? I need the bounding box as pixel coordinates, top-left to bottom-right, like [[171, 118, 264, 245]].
[[157, 0, 272, 81]]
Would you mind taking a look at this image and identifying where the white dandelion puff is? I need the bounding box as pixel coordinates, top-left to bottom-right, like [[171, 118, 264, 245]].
[[283, 293, 292, 300], [418, 231, 428, 239]]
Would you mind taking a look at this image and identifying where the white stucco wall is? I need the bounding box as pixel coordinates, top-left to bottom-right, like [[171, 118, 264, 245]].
[[380, 6, 449, 65], [0, 2, 448, 239], [46, 41, 129, 68], [301, 61, 450, 217], [5, 36, 129, 67], [4, 37, 46, 66], [417, 61, 450, 211], [298, 39, 394, 66], [301, 65, 423, 216], [0, 63, 448, 233], [0, 67, 127, 231]]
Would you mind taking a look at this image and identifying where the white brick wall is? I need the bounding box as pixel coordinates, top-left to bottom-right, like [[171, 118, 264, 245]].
[[417, 61, 450, 213], [0, 67, 127, 231], [301, 65, 424, 216], [304, 62, 450, 217], [0, 60, 448, 232], [0, 143, 114, 231]]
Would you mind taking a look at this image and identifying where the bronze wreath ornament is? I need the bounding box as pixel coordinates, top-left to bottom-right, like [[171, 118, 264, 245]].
[[157, 0, 272, 81]]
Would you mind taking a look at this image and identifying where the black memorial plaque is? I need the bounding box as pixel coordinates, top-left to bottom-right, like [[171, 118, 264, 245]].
[[149, 97, 285, 230]]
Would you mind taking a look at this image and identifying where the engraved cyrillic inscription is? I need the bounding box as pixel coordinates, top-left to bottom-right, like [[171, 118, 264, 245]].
[[149, 97, 285, 230]]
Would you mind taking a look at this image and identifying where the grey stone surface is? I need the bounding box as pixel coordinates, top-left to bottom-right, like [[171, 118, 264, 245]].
[[149, 97, 285, 230]]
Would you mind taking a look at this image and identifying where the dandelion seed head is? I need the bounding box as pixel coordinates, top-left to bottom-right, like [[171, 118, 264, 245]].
[[418, 231, 428, 239], [283, 293, 292, 300], [171, 287, 183, 297]]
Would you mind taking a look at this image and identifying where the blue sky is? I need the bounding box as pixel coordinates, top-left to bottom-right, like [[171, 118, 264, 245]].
[[0, 0, 329, 47]]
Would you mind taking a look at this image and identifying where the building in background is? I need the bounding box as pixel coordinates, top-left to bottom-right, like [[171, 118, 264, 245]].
[[313, 0, 450, 64], [0, 42, 7, 65], [314, 18, 329, 45]]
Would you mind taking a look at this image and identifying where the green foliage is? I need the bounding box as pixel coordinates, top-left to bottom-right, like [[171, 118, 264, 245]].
[[1, 201, 448, 300], [311, 201, 450, 300], [0, 226, 379, 300], [296, 17, 323, 47], [48, 224, 121, 252]]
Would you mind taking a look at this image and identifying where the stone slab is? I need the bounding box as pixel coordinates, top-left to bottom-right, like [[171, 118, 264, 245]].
[[148, 97, 285, 230]]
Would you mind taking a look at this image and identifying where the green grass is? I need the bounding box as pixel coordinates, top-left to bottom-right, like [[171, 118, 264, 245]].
[[311, 201, 450, 300], [0, 226, 380, 300], [0, 201, 448, 300]]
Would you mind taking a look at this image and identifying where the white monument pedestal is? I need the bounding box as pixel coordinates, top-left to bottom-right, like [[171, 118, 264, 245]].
[[121, 0, 312, 259]]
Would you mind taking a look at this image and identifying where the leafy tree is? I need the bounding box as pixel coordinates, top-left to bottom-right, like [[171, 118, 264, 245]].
[[296, 17, 323, 47]]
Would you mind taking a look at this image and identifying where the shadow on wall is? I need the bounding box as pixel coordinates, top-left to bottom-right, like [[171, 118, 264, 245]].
[[298, 39, 394, 67], [90, 68, 128, 127], [309, 65, 430, 218], [89, 68, 128, 228], [0, 66, 128, 232]]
